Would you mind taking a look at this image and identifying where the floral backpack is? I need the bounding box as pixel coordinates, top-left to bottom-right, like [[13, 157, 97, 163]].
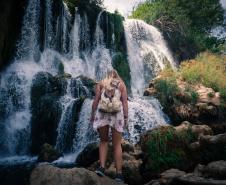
[[98, 79, 122, 113]]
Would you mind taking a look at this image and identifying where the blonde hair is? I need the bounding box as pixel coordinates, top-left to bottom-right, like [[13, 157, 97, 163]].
[[101, 70, 122, 90]]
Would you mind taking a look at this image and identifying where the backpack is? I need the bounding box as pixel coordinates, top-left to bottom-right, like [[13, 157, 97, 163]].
[[98, 80, 122, 113]]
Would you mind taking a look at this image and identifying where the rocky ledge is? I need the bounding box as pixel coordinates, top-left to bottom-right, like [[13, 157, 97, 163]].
[[146, 161, 226, 185], [144, 76, 226, 128], [30, 164, 127, 185]]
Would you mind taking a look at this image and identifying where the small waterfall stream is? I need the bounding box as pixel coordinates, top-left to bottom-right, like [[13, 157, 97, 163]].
[[0, 0, 175, 164]]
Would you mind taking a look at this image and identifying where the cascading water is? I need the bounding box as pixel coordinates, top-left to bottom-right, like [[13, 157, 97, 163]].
[[124, 19, 176, 96], [0, 0, 176, 165]]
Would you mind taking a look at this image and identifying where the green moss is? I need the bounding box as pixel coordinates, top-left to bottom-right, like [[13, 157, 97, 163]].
[[112, 52, 131, 91], [155, 77, 179, 107]]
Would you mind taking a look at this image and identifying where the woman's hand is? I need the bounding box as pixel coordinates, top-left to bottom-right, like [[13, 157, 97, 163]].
[[90, 114, 95, 124], [123, 118, 128, 130]]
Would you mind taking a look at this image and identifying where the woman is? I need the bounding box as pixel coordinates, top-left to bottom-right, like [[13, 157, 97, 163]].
[[90, 70, 128, 182]]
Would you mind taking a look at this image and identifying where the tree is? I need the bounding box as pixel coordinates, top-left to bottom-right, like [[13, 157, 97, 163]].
[[131, 0, 225, 60]]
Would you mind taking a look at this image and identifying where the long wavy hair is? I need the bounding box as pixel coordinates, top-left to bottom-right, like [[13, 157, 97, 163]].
[[101, 70, 123, 90]]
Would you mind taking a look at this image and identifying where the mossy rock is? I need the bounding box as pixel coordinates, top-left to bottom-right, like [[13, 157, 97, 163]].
[[140, 125, 197, 177], [38, 143, 61, 162], [71, 75, 97, 98]]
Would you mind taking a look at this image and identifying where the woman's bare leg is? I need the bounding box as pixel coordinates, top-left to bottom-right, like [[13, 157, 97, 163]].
[[112, 128, 122, 173], [98, 125, 109, 168]]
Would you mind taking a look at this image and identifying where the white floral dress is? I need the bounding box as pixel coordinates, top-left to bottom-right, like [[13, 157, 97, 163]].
[[93, 108, 125, 133]]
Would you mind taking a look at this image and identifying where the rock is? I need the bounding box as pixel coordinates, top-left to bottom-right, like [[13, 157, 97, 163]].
[[191, 125, 213, 137], [70, 75, 97, 98], [38, 143, 61, 162], [189, 133, 226, 165], [175, 121, 213, 137], [173, 173, 226, 185], [82, 140, 142, 185], [144, 88, 157, 96], [31, 72, 67, 105], [140, 125, 196, 181], [0, 0, 27, 69], [30, 164, 127, 185], [121, 140, 135, 153], [122, 159, 143, 185], [194, 161, 226, 180], [159, 169, 186, 185], [75, 142, 99, 167], [31, 94, 62, 154], [199, 133, 226, 145], [175, 121, 192, 133], [210, 123, 226, 135], [30, 72, 85, 154]]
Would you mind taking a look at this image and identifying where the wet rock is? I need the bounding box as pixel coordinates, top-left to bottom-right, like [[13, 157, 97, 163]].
[[38, 143, 61, 162], [31, 94, 62, 154], [194, 161, 226, 180], [75, 142, 99, 167], [144, 87, 157, 96], [174, 173, 226, 185], [30, 164, 127, 185], [159, 169, 186, 185], [70, 75, 97, 98]]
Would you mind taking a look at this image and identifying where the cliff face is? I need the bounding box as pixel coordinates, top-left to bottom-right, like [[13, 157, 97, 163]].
[[0, 0, 27, 70]]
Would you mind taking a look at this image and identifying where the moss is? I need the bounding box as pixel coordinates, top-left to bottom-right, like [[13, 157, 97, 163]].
[[155, 77, 179, 108], [112, 52, 131, 91]]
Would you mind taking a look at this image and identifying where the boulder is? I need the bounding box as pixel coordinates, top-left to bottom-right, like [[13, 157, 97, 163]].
[[75, 142, 99, 167], [38, 143, 61, 162], [159, 169, 186, 185], [194, 161, 226, 180], [173, 173, 226, 185], [31, 94, 62, 154], [175, 121, 213, 137], [30, 164, 127, 185], [70, 75, 97, 98]]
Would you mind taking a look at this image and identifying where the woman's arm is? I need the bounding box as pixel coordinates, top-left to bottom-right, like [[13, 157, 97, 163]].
[[90, 83, 101, 123], [120, 82, 128, 122]]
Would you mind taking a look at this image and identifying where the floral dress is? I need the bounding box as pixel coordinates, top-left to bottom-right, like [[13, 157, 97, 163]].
[[93, 108, 125, 133]]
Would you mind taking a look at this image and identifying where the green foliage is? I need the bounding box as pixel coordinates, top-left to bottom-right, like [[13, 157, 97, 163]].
[[184, 85, 199, 104], [155, 77, 179, 107], [180, 52, 226, 102], [145, 126, 196, 171], [112, 52, 131, 90], [64, 0, 103, 15], [131, 0, 225, 60]]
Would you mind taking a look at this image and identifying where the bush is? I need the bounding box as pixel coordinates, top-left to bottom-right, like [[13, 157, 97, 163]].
[[154, 67, 180, 105], [131, 0, 225, 60], [180, 52, 226, 102]]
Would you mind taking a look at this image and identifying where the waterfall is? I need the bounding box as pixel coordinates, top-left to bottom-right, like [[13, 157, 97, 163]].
[[0, 0, 176, 164], [15, 0, 41, 61], [124, 19, 176, 96]]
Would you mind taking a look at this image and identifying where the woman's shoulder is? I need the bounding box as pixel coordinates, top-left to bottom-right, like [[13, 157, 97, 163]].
[[118, 80, 126, 91]]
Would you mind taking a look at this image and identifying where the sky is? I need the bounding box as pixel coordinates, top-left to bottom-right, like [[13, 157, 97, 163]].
[[103, 0, 226, 17]]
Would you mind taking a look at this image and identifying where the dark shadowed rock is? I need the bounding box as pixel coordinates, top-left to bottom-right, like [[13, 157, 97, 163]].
[[75, 142, 99, 167], [38, 143, 61, 162], [194, 161, 226, 180]]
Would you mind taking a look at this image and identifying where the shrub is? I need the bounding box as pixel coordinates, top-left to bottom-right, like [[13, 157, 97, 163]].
[[155, 77, 179, 107], [180, 52, 226, 102]]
